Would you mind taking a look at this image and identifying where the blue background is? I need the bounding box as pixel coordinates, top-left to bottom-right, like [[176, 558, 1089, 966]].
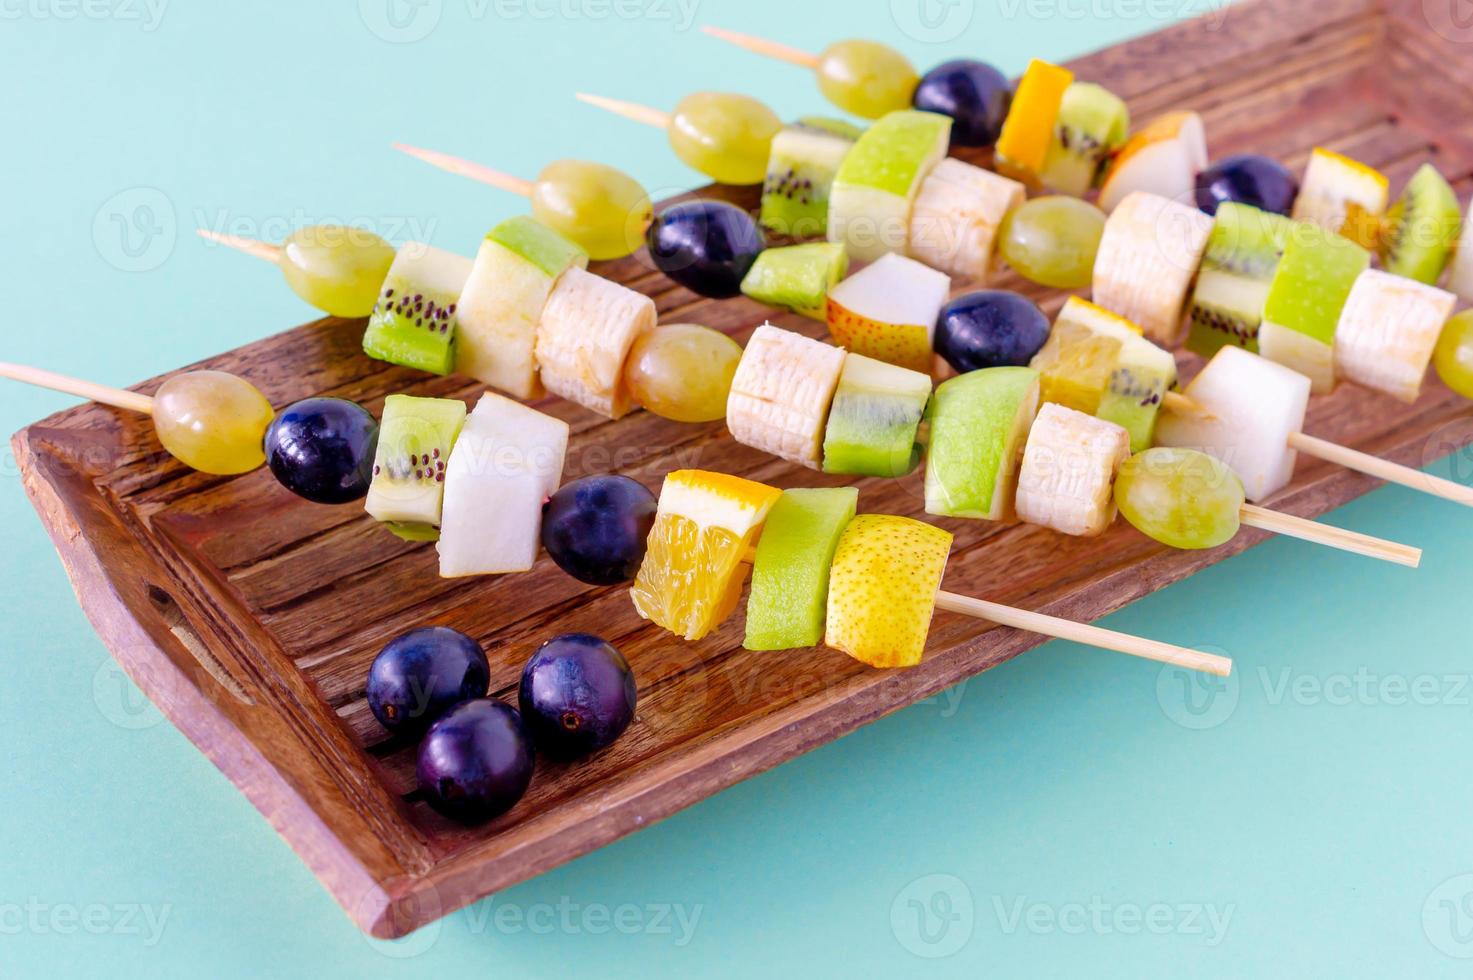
[[4, 0, 1473, 976]]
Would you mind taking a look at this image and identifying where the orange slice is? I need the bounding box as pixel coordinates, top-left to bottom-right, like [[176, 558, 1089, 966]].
[[995, 59, 1074, 183]]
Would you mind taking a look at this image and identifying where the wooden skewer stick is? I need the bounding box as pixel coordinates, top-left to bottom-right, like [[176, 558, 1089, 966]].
[[391, 143, 535, 197], [1237, 504, 1419, 567], [0, 362, 154, 415], [1161, 391, 1473, 508], [738, 548, 1230, 675], [196, 229, 283, 264], [700, 26, 821, 69], [574, 93, 672, 130]]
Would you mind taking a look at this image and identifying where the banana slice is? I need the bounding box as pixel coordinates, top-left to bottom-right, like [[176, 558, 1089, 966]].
[[535, 266, 656, 418], [726, 323, 847, 468], [1334, 269, 1457, 403], [907, 158, 1026, 282], [1015, 403, 1130, 537], [1091, 191, 1213, 345]]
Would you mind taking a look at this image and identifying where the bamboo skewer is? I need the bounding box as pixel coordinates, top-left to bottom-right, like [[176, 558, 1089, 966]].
[[700, 26, 821, 69], [392, 143, 535, 197], [196, 229, 282, 264], [1161, 391, 1473, 508], [1236, 504, 1419, 566], [574, 92, 672, 129], [736, 547, 1232, 675], [0, 362, 154, 415]]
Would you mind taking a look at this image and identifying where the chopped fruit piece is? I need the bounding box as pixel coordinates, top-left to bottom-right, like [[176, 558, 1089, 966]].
[[1291, 148, 1388, 248], [726, 323, 848, 468], [1155, 346, 1309, 502], [1380, 163, 1462, 285], [1451, 200, 1473, 303], [826, 252, 951, 372], [1098, 111, 1208, 214], [1185, 202, 1294, 357], [1092, 191, 1213, 345], [1115, 447, 1244, 550], [1258, 223, 1369, 394], [630, 470, 783, 641], [745, 487, 859, 651], [438, 393, 568, 577], [456, 217, 587, 399], [760, 118, 861, 238], [362, 242, 472, 376], [623, 323, 742, 423], [825, 514, 952, 669], [1015, 403, 1130, 537], [817, 39, 919, 119], [908, 158, 1025, 281], [925, 366, 1040, 521], [822, 353, 932, 477], [995, 59, 1074, 185], [1334, 270, 1456, 403], [668, 92, 782, 185], [536, 266, 656, 418], [1434, 310, 1473, 398], [1031, 319, 1124, 415], [828, 109, 952, 262], [1040, 82, 1130, 196], [740, 242, 849, 320], [999, 195, 1106, 289], [365, 394, 466, 535]]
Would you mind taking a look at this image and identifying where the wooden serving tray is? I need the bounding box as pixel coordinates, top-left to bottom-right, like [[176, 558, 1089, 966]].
[[14, 0, 1473, 938]]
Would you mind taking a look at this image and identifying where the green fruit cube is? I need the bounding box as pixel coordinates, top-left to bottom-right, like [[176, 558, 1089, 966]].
[[745, 487, 859, 651], [362, 242, 473, 376], [487, 215, 587, 278], [1262, 223, 1368, 346], [924, 367, 1040, 520], [822, 353, 932, 477], [740, 242, 848, 320]]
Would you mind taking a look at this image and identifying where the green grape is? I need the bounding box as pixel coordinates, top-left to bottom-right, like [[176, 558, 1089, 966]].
[[153, 370, 274, 475], [279, 225, 396, 317], [623, 323, 742, 422], [1114, 447, 1244, 549], [1433, 310, 1473, 399], [999, 196, 1106, 289], [816, 39, 919, 120], [668, 92, 781, 186], [532, 159, 652, 261]]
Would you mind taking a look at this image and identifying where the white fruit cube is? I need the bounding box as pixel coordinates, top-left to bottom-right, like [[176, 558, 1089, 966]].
[[1015, 403, 1130, 537], [1451, 199, 1473, 303], [826, 252, 951, 373], [438, 393, 569, 577], [1334, 270, 1457, 403], [1154, 346, 1309, 502]]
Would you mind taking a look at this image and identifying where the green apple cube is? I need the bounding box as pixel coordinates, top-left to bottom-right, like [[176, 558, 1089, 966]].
[[924, 367, 1041, 520], [822, 353, 932, 477], [827, 109, 951, 262], [745, 487, 859, 651], [457, 217, 587, 398], [1258, 222, 1368, 392], [740, 242, 848, 320]]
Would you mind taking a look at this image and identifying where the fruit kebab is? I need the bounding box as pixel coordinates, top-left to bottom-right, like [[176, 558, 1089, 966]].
[[627, 469, 1232, 675], [726, 322, 1419, 566]]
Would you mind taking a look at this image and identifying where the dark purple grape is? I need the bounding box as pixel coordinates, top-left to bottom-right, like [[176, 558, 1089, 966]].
[[541, 475, 656, 585], [264, 397, 378, 504], [366, 627, 489, 736], [1195, 154, 1299, 216], [417, 699, 535, 825], [518, 633, 635, 759], [912, 59, 1012, 148], [646, 199, 766, 298], [934, 290, 1050, 373]]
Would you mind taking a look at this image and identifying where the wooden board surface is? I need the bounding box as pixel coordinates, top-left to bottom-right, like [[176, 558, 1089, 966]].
[[13, 0, 1473, 938]]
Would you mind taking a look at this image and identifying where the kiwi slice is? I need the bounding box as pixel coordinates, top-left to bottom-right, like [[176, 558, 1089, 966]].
[[1039, 82, 1130, 197], [760, 118, 861, 239], [1380, 163, 1461, 285], [362, 243, 473, 376], [739, 242, 848, 320], [1185, 203, 1294, 357], [821, 353, 932, 477], [364, 394, 467, 536]]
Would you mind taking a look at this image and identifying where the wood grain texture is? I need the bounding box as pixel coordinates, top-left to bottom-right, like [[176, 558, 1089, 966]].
[[13, 0, 1473, 938]]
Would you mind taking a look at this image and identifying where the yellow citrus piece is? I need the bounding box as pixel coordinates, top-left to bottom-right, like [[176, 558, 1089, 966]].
[[1030, 321, 1123, 414], [1292, 148, 1389, 247], [995, 59, 1074, 182], [825, 514, 952, 668], [1058, 297, 1143, 336], [630, 470, 782, 641]]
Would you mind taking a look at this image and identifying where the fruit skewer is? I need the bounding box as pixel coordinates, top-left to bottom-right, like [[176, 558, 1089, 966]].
[[629, 469, 1232, 675]]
